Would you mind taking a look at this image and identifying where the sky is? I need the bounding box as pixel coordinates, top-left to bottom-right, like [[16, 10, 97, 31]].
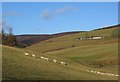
[[2, 2, 118, 35]]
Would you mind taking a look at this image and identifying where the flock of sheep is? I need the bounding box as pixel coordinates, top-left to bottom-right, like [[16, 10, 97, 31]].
[[24, 52, 67, 65], [86, 70, 119, 77], [25, 52, 119, 77]]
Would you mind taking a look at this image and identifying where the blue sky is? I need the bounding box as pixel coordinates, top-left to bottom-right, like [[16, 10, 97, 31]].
[[2, 2, 118, 35]]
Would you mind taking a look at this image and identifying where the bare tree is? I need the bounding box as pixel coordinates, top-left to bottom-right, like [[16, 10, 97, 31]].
[[8, 26, 13, 35], [2, 21, 17, 46], [1, 21, 13, 35]]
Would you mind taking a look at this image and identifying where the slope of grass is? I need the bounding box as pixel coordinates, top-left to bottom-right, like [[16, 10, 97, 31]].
[[44, 42, 118, 73], [3, 26, 119, 80], [2, 45, 118, 80], [24, 27, 118, 80], [44, 27, 117, 41], [26, 27, 118, 53]]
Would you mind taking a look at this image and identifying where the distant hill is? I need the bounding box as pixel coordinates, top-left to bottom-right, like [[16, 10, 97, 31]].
[[16, 34, 51, 46], [15, 24, 120, 47], [16, 31, 85, 47], [93, 24, 120, 31]]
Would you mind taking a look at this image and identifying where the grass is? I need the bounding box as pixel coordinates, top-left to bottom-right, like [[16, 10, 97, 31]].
[[2, 27, 119, 80], [2, 45, 118, 80]]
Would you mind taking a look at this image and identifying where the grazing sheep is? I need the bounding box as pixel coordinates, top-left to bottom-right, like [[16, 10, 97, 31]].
[[94, 71, 97, 73], [86, 69, 118, 77], [110, 74, 115, 76], [90, 70, 94, 73], [86, 70, 90, 72], [60, 62, 67, 65], [40, 56, 45, 59], [97, 71, 100, 74], [44, 58, 49, 61], [53, 59, 57, 63], [100, 72, 105, 75], [115, 75, 119, 77], [31, 54, 35, 57], [25, 52, 29, 56]]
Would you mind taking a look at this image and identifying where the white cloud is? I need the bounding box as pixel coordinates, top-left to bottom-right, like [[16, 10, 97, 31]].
[[41, 6, 76, 20], [42, 9, 52, 20], [56, 6, 75, 14]]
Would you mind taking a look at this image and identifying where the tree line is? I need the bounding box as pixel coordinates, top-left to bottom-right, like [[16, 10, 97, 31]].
[[1, 22, 27, 48], [2, 22, 17, 46]]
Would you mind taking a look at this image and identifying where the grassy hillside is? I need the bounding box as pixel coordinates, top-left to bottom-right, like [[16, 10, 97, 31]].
[[3, 26, 119, 80], [16, 31, 83, 47], [24, 26, 118, 80], [26, 26, 118, 53], [2, 45, 118, 80]]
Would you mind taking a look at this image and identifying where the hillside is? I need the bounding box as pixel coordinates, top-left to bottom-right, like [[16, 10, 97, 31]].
[[25, 25, 119, 80], [26, 25, 119, 53], [16, 34, 52, 46], [3, 25, 119, 80], [16, 31, 83, 46], [16, 25, 119, 47], [93, 24, 120, 31], [2, 45, 118, 80]]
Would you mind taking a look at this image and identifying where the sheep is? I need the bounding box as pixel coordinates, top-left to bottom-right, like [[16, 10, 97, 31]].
[[53, 59, 57, 63], [31, 54, 35, 57], [60, 61, 67, 65], [40, 56, 45, 59], [109, 74, 115, 76], [86, 69, 118, 77], [115, 75, 119, 77], [97, 71, 100, 74], [60, 62, 64, 64], [99, 72, 105, 75], [94, 71, 97, 73], [25, 52, 29, 56], [86, 70, 90, 72], [90, 70, 94, 73], [44, 58, 49, 61]]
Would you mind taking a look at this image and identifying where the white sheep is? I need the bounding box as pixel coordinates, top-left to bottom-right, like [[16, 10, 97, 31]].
[[100, 72, 105, 75], [90, 70, 94, 73], [31, 54, 35, 57], [110, 74, 115, 76], [25, 52, 29, 56], [115, 74, 119, 77], [53, 59, 57, 63], [94, 71, 97, 73], [60, 61, 67, 65], [97, 71, 100, 74], [44, 58, 49, 61], [86, 69, 118, 77], [40, 56, 45, 59]]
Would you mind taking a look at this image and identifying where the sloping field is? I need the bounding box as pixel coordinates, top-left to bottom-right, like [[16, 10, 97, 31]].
[[3, 27, 119, 80], [25, 39, 118, 77], [26, 27, 118, 53], [2, 45, 118, 80]]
